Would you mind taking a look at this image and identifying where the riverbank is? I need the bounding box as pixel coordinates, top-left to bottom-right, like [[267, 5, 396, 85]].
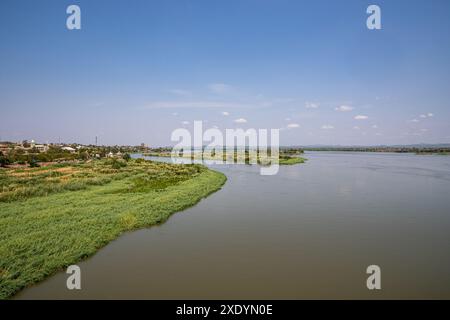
[[142, 151, 307, 165], [0, 159, 226, 299], [278, 156, 305, 165]]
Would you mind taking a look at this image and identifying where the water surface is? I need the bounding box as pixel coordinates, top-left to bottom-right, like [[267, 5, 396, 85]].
[[16, 152, 450, 299]]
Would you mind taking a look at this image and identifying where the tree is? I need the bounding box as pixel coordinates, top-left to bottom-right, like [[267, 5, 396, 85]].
[[0, 152, 11, 167], [123, 153, 131, 162], [22, 140, 30, 148], [79, 151, 90, 161], [29, 158, 40, 168], [111, 158, 126, 169]]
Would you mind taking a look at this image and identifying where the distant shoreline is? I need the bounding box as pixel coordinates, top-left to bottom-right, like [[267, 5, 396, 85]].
[[300, 147, 450, 155]]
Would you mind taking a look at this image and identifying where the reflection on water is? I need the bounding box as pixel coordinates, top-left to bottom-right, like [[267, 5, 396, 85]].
[[15, 152, 450, 299]]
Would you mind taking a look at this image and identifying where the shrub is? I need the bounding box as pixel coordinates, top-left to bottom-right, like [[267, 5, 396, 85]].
[[123, 153, 131, 162], [0, 152, 11, 167], [29, 158, 40, 168], [111, 158, 127, 169]]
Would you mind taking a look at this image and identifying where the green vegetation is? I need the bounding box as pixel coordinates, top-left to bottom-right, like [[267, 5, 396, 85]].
[[144, 148, 307, 166], [0, 141, 151, 167], [123, 153, 131, 161], [302, 146, 450, 154], [278, 156, 306, 165], [0, 152, 11, 167], [415, 151, 450, 156], [0, 159, 226, 299], [3, 146, 79, 164], [142, 152, 172, 158]]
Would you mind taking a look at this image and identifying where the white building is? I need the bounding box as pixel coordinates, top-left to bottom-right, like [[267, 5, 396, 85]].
[[62, 147, 76, 153]]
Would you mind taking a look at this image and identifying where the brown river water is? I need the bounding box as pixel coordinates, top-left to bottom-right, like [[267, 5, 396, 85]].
[[15, 152, 450, 299]]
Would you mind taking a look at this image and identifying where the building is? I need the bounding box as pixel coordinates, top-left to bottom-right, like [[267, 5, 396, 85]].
[[61, 147, 76, 153], [34, 144, 49, 152]]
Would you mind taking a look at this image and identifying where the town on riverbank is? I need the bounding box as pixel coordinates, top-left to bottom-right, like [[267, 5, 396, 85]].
[[2, 140, 449, 169], [0, 140, 308, 168]]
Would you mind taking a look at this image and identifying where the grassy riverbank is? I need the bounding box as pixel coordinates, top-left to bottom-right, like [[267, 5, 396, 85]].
[[143, 151, 307, 165], [278, 156, 306, 165], [0, 159, 226, 299]]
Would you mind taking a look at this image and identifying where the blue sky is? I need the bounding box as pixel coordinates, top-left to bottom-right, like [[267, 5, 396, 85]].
[[1, 0, 450, 146]]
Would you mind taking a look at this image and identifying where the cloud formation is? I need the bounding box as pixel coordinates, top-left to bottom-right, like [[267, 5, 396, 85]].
[[234, 118, 247, 123], [418, 113, 434, 119], [305, 102, 319, 109], [287, 123, 300, 128], [354, 115, 368, 120], [335, 105, 354, 112]]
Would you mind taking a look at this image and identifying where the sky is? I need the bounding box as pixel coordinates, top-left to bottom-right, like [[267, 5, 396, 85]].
[[1, 0, 450, 146]]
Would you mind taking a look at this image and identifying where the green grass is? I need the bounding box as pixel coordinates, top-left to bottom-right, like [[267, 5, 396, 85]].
[[278, 156, 306, 165], [0, 159, 226, 299], [145, 151, 307, 166], [415, 152, 450, 156]]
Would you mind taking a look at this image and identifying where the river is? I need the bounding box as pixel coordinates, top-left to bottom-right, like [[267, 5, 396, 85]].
[[15, 152, 450, 299]]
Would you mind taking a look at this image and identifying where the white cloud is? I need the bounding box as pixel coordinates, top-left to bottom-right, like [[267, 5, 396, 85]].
[[208, 83, 232, 94], [221, 111, 229, 116], [335, 105, 354, 112], [354, 115, 368, 120], [287, 123, 300, 128], [285, 117, 291, 121], [372, 124, 378, 129], [305, 102, 319, 109], [321, 125, 334, 130], [169, 89, 191, 96], [234, 118, 247, 123], [419, 113, 434, 119], [353, 126, 360, 130], [410, 119, 419, 123], [181, 121, 190, 125], [171, 112, 178, 116]]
